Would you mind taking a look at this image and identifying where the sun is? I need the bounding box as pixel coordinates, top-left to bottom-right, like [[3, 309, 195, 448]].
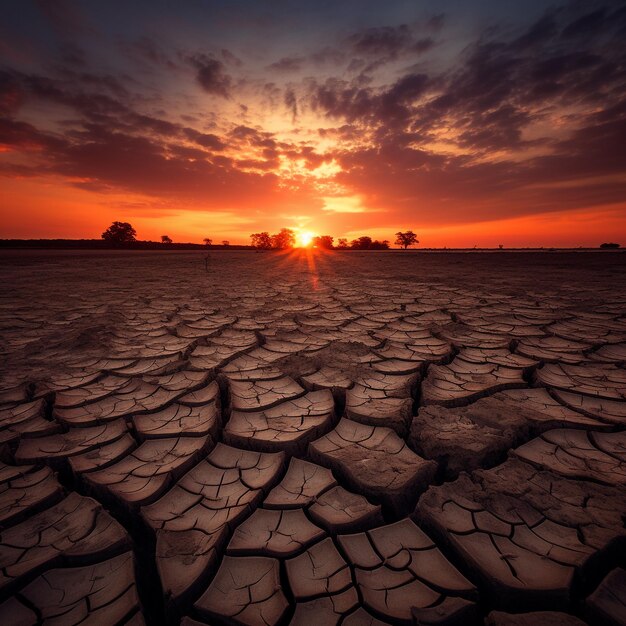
[[296, 230, 316, 247]]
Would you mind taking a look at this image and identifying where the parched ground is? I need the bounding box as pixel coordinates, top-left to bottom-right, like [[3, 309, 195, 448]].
[[0, 248, 625, 626]]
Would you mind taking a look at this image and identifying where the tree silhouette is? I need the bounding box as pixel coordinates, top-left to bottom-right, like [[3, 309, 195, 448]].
[[312, 235, 334, 249], [222, 240, 230, 247], [394, 230, 419, 249], [350, 236, 372, 249], [370, 239, 390, 250], [270, 228, 296, 249], [203, 238, 213, 246], [250, 232, 272, 250], [101, 221, 136, 245], [337, 238, 348, 249], [161, 235, 172, 244], [349, 236, 389, 250]]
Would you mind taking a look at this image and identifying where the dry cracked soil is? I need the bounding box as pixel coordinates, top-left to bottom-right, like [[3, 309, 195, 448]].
[[0, 248, 625, 626]]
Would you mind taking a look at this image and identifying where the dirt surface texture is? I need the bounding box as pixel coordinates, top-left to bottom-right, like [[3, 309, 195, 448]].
[[0, 248, 625, 626]]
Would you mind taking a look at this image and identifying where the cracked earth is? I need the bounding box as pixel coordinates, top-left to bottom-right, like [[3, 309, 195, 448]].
[[0, 249, 625, 626]]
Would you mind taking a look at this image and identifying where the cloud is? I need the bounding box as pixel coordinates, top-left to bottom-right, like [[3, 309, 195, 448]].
[[122, 37, 178, 70], [187, 53, 232, 97], [311, 72, 430, 128], [348, 24, 413, 57], [0, 71, 25, 115], [58, 42, 85, 66], [268, 56, 305, 72], [302, 3, 626, 225], [0, 63, 325, 215], [561, 8, 609, 38], [426, 14, 446, 32], [0, 117, 65, 151], [220, 48, 242, 67], [284, 88, 298, 122], [347, 24, 434, 60], [184, 128, 226, 151]]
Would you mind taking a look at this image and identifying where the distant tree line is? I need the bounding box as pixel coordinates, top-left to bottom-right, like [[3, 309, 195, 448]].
[[98, 223, 622, 251], [248, 229, 420, 250], [2, 223, 616, 250], [250, 228, 296, 250], [101, 222, 422, 250]]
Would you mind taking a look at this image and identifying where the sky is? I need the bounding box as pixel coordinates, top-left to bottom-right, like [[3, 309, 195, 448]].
[[1, 0, 625, 247]]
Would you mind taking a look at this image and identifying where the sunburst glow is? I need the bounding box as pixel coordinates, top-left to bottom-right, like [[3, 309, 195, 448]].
[[296, 230, 316, 247]]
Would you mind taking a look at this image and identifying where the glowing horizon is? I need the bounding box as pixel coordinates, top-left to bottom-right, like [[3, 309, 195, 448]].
[[1, 1, 625, 247]]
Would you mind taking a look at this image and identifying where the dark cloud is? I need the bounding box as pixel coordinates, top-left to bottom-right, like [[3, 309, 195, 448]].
[[0, 106, 311, 210], [58, 42, 85, 66], [281, 145, 328, 169], [311, 79, 376, 122], [184, 128, 226, 151], [311, 72, 430, 128], [426, 14, 446, 32], [561, 8, 608, 38], [268, 57, 305, 72], [455, 105, 533, 150], [347, 24, 434, 60], [348, 24, 413, 57], [187, 54, 232, 97], [413, 38, 435, 53], [332, 132, 626, 226], [312, 3, 626, 156], [0, 67, 253, 207], [220, 48, 242, 67], [310, 47, 345, 66], [307, 3, 626, 223], [123, 37, 178, 69], [228, 126, 278, 155], [0, 71, 25, 115], [54, 67, 130, 99], [512, 12, 558, 50], [284, 88, 298, 122], [0, 117, 65, 151]]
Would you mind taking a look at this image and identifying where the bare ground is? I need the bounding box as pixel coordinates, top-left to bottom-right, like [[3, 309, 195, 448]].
[[0, 249, 625, 626]]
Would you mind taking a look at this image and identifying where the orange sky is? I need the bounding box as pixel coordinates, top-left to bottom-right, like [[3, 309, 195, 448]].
[[1, 1, 626, 247]]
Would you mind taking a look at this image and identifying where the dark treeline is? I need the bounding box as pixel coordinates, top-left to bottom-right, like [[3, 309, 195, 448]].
[[0, 239, 250, 250], [1, 239, 621, 252], [249, 229, 420, 250], [0, 223, 619, 250]]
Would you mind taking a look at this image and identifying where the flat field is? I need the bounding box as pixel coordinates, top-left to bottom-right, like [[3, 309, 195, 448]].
[[0, 249, 625, 626]]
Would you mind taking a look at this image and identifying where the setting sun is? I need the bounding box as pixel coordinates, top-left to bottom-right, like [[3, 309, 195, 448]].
[[296, 230, 316, 247]]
